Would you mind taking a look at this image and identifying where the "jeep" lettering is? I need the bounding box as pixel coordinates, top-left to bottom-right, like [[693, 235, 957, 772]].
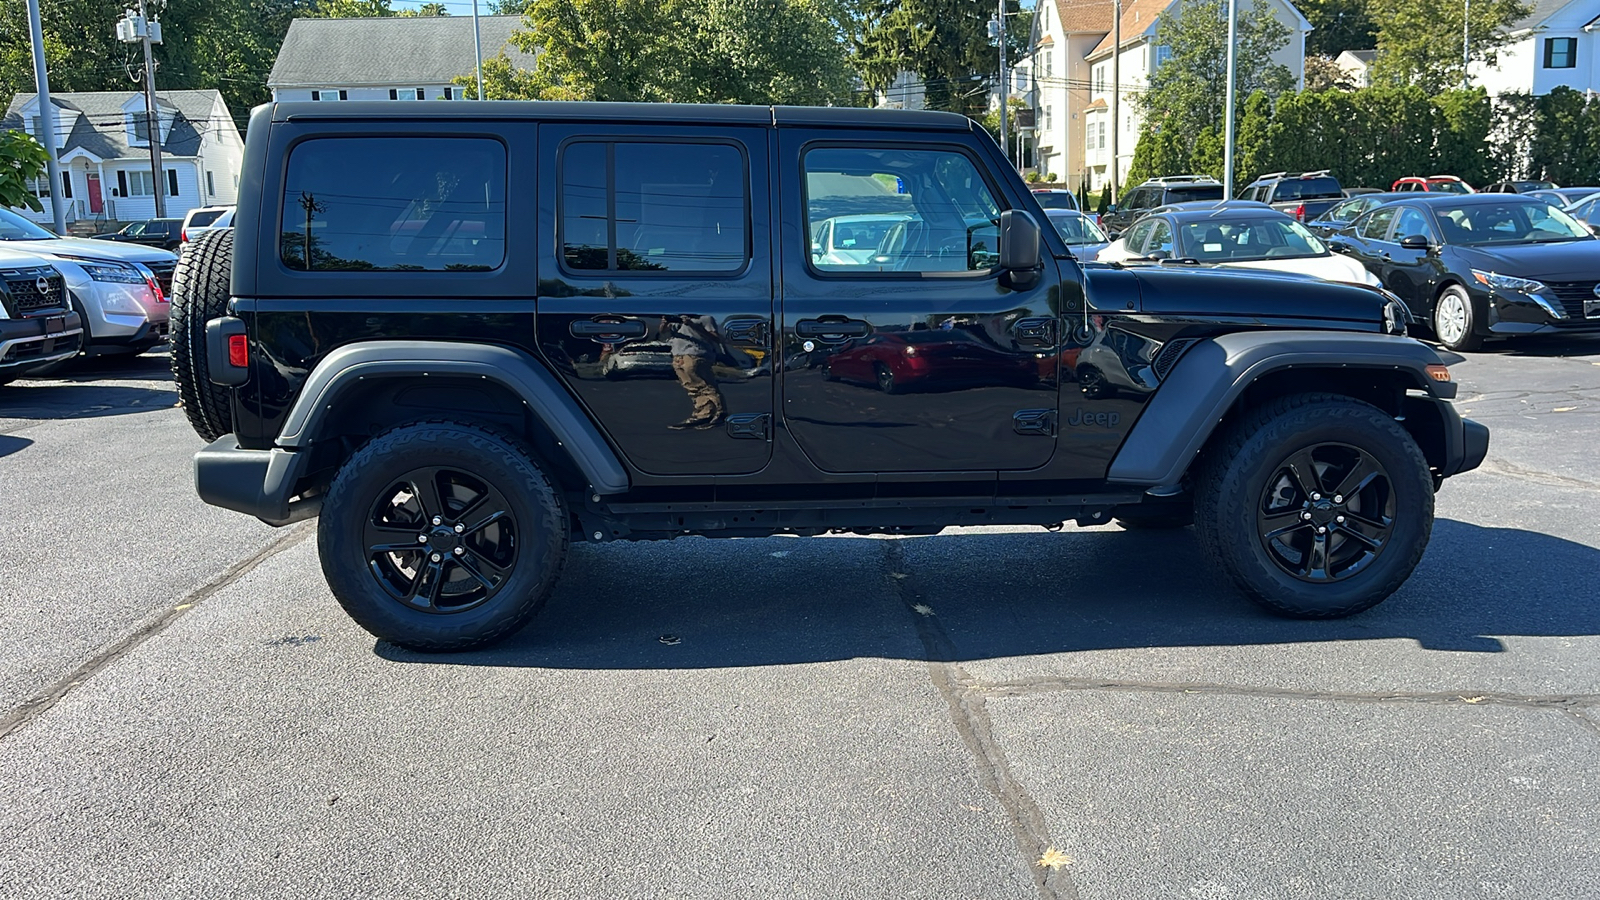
[[1064, 408, 1121, 428]]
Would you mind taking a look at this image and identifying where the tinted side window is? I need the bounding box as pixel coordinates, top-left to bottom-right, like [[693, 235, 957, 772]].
[[1123, 220, 1154, 253], [803, 147, 1000, 274], [561, 141, 747, 272], [1148, 219, 1175, 255], [1359, 207, 1398, 240], [1393, 207, 1437, 242], [1166, 185, 1224, 203], [281, 137, 505, 272]]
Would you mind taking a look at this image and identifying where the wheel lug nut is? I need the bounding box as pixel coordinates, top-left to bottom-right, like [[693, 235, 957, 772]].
[[1301, 511, 1312, 520], [453, 547, 464, 555], [430, 553, 442, 563], [1311, 492, 1321, 501], [432, 516, 442, 526], [1317, 526, 1327, 534], [1334, 495, 1343, 504], [1336, 515, 1346, 523], [454, 523, 465, 533], [418, 534, 428, 543]]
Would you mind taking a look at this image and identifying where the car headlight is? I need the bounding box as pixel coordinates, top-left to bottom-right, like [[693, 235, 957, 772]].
[[1471, 269, 1544, 294], [80, 264, 147, 284]]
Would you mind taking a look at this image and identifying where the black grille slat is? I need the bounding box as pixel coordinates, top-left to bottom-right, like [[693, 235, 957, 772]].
[[0, 267, 66, 316], [1545, 281, 1597, 319], [144, 259, 175, 297]]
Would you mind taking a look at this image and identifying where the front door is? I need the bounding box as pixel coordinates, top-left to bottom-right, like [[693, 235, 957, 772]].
[[535, 124, 774, 477], [1382, 205, 1444, 308], [778, 134, 1060, 474], [86, 173, 103, 214]]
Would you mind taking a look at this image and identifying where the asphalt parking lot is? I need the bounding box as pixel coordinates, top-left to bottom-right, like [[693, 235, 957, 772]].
[[1, 339, 1597, 899]]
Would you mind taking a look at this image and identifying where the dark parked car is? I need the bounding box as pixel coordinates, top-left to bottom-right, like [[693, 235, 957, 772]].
[[1561, 191, 1600, 233], [170, 100, 1486, 651], [1099, 176, 1224, 237], [93, 218, 183, 251], [1523, 187, 1600, 207], [1305, 192, 1411, 237], [1330, 194, 1600, 350], [1481, 180, 1560, 193], [1030, 189, 1078, 211], [1238, 171, 1345, 223]]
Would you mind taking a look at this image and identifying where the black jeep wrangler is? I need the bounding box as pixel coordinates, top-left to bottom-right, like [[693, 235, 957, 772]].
[[171, 102, 1488, 651]]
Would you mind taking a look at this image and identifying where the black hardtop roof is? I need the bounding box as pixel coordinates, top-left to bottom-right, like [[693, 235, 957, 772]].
[[268, 100, 974, 131]]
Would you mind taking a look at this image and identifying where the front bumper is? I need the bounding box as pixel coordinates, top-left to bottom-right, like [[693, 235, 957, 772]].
[[194, 434, 319, 526], [0, 313, 84, 372], [1435, 396, 1489, 477]]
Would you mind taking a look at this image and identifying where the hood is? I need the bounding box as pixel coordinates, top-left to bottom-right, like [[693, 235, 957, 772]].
[[1220, 254, 1380, 286], [1124, 265, 1388, 325], [0, 245, 59, 268], [6, 237, 177, 265], [1454, 239, 1600, 281]]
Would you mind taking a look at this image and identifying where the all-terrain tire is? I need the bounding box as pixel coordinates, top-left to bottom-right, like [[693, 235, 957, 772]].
[[318, 420, 569, 652], [1194, 393, 1433, 619], [169, 229, 236, 442]]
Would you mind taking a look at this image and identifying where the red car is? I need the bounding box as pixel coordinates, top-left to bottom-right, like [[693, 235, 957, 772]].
[[821, 329, 1036, 394], [1391, 175, 1475, 194]]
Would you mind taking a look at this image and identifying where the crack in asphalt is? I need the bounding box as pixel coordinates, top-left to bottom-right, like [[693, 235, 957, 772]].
[[883, 540, 1079, 900], [1477, 456, 1600, 491], [0, 522, 313, 743], [978, 676, 1600, 711]]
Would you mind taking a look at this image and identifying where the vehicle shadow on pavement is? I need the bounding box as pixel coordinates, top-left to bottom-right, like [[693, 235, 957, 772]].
[[0, 435, 33, 458], [1476, 335, 1600, 358], [0, 383, 176, 420], [374, 518, 1599, 669]]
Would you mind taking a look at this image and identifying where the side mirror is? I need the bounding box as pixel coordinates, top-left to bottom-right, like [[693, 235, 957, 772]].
[[1399, 234, 1431, 250], [1327, 238, 1351, 253], [811, 242, 823, 258], [998, 210, 1041, 288], [1147, 250, 1172, 261], [1588, 222, 1599, 236]]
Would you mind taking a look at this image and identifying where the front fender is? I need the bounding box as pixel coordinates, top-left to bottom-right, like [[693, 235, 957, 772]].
[[1106, 330, 1452, 489], [276, 340, 629, 495]]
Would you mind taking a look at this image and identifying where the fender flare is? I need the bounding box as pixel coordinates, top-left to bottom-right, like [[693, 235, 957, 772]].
[[1106, 330, 1450, 489], [277, 340, 630, 495]]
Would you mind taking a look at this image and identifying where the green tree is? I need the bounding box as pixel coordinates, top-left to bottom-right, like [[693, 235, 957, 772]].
[[309, 0, 395, 14], [852, 0, 1026, 115], [1303, 54, 1356, 91], [1298, 0, 1375, 57], [1526, 87, 1600, 185], [1368, 0, 1527, 93], [0, 130, 49, 213], [492, 0, 852, 105], [1138, 0, 1294, 148], [397, 2, 450, 14]]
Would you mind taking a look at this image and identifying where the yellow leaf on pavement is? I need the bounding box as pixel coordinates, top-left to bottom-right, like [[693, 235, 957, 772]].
[[1036, 847, 1073, 870]]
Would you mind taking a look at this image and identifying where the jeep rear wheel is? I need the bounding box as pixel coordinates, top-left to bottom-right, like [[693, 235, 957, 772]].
[[1195, 393, 1433, 618], [318, 420, 568, 652], [169, 229, 236, 442]]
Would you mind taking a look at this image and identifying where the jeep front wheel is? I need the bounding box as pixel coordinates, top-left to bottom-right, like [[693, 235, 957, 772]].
[[317, 420, 568, 651], [1195, 393, 1433, 619]]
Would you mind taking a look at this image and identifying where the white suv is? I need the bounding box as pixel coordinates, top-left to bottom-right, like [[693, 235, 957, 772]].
[[0, 247, 83, 384], [181, 206, 234, 244]]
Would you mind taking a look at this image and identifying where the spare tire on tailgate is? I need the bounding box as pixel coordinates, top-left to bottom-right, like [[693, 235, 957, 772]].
[[170, 228, 235, 442]]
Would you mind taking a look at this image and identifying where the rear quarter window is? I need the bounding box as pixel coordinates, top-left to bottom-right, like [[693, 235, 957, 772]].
[[279, 137, 507, 272]]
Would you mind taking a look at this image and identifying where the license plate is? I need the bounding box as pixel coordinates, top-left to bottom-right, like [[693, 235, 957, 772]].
[[1587, 298, 1600, 318], [43, 315, 65, 336]]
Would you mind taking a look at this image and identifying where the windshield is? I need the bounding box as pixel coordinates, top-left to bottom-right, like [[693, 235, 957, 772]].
[[1049, 213, 1108, 245], [1179, 217, 1328, 261], [827, 218, 900, 251], [0, 207, 57, 241], [1165, 185, 1224, 202], [1435, 201, 1590, 244], [1033, 192, 1077, 210], [1428, 180, 1473, 194]]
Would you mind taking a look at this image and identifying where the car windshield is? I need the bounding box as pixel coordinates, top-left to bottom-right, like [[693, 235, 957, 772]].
[[1164, 185, 1224, 202], [0, 207, 56, 240], [1271, 178, 1342, 201], [1048, 213, 1107, 245], [1428, 180, 1472, 194], [828, 218, 900, 251], [1179, 217, 1328, 261], [188, 210, 226, 228], [1033, 192, 1077, 210], [1434, 201, 1590, 244]]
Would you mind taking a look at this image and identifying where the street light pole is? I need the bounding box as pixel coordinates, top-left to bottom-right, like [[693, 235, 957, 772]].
[[25, 0, 66, 234], [997, 0, 1008, 164], [471, 0, 486, 100], [1463, 0, 1472, 86], [1223, 0, 1239, 197]]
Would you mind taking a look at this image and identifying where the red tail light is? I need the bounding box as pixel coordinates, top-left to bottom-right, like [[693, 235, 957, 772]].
[[181, 229, 188, 242], [1293, 204, 1306, 221], [227, 334, 249, 368]]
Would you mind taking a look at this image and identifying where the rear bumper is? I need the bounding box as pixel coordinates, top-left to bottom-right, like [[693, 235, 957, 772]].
[[194, 433, 319, 526]]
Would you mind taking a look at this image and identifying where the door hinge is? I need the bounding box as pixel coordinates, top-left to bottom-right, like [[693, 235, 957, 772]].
[[722, 317, 770, 345], [725, 412, 771, 440], [1013, 409, 1056, 437], [1013, 317, 1056, 347]]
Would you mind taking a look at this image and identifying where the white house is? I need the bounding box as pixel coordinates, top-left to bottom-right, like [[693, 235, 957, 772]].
[[268, 14, 535, 102], [1469, 0, 1600, 96], [1336, 49, 1377, 88], [1023, 0, 1309, 191], [3, 90, 244, 228]]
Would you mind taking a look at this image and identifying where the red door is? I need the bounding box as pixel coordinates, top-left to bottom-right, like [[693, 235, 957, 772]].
[[86, 173, 103, 214]]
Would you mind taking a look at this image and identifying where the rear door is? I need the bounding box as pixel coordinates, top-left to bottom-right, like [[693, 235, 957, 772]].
[[777, 131, 1060, 474], [535, 124, 774, 476]]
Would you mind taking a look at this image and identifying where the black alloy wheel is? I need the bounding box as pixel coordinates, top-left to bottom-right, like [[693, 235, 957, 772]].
[[1254, 442, 1393, 582], [319, 420, 567, 651], [364, 466, 518, 613], [874, 363, 899, 394]]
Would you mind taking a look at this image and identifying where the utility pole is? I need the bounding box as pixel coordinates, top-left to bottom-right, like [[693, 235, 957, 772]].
[[1223, 0, 1239, 197], [26, 0, 66, 234], [118, 1, 165, 218], [996, 0, 1008, 166], [1463, 0, 1471, 86], [471, 0, 486, 100], [1110, 0, 1121, 205]]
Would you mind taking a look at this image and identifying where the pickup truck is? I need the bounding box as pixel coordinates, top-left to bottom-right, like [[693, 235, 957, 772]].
[[1239, 171, 1345, 224]]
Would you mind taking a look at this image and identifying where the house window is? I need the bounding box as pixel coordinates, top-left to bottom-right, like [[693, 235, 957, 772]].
[[167, 169, 179, 197], [311, 90, 348, 101], [1044, 105, 1053, 129], [280, 136, 507, 272], [1095, 66, 1106, 93], [30, 114, 64, 147], [125, 170, 155, 197], [444, 86, 454, 100], [561, 141, 748, 273], [131, 114, 149, 143], [1155, 45, 1172, 67], [389, 88, 427, 100], [206, 170, 216, 197], [1545, 37, 1577, 68]]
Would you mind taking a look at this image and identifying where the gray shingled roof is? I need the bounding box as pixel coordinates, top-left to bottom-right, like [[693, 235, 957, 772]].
[[268, 15, 535, 88], [2, 90, 226, 161], [1510, 0, 1577, 32]]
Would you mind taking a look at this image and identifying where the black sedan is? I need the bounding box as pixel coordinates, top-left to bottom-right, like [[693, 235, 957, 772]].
[[92, 218, 183, 251], [1305, 192, 1411, 238], [1330, 194, 1600, 350]]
